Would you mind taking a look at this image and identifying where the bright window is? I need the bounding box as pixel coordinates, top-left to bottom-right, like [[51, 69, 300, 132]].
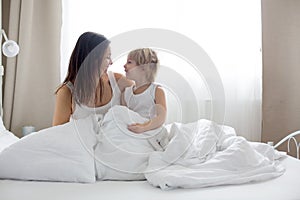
[[61, 0, 262, 141]]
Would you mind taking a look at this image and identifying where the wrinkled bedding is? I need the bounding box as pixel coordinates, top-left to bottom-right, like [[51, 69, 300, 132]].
[[145, 121, 285, 189], [0, 106, 285, 189]]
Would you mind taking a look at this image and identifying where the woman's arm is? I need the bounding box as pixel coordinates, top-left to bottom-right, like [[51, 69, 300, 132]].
[[128, 87, 167, 133], [52, 85, 73, 126]]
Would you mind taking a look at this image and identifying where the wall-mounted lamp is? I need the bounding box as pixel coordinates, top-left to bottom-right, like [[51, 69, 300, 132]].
[[1, 29, 19, 57], [0, 1, 20, 118], [0, 29, 20, 117]]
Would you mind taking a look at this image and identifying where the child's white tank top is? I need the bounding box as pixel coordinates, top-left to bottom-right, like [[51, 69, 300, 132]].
[[124, 83, 158, 119], [66, 71, 121, 120]]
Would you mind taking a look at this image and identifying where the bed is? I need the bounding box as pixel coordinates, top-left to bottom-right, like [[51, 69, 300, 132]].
[[1, 115, 300, 200], [0, 155, 299, 200]]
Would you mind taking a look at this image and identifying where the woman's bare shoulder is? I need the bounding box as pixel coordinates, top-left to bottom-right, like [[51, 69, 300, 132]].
[[56, 84, 72, 97]]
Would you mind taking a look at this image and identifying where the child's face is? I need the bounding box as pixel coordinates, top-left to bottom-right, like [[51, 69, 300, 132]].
[[124, 58, 142, 80]]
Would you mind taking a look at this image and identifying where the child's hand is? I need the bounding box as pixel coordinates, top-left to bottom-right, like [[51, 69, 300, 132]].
[[128, 123, 146, 133]]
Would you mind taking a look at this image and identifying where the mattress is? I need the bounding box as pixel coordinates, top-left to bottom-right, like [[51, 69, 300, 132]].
[[0, 155, 299, 200]]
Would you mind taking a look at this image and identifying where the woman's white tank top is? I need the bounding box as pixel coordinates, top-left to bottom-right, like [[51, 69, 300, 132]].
[[66, 71, 121, 120], [123, 83, 158, 119]]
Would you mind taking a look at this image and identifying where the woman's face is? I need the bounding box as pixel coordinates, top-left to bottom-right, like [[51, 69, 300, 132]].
[[100, 46, 112, 75]]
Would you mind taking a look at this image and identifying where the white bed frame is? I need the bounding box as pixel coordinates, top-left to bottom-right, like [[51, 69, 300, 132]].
[[274, 130, 300, 159]]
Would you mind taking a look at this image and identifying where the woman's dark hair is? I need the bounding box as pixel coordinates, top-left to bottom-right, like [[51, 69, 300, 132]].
[[57, 32, 110, 105]]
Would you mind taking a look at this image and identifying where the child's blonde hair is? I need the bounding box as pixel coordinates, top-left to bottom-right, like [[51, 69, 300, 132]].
[[128, 48, 159, 82]]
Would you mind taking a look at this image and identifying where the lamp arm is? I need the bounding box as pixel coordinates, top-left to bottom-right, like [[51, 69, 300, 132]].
[[1, 29, 8, 41]]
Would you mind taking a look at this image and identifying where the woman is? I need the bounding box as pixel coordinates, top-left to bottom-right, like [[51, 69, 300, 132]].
[[53, 32, 132, 126]]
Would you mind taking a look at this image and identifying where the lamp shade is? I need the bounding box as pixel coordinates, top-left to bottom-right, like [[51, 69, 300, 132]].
[[2, 40, 19, 57]]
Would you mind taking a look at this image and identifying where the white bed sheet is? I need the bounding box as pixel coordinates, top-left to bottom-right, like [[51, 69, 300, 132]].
[[0, 155, 299, 200]]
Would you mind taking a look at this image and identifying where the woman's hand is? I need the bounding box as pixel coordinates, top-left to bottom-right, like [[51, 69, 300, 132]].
[[114, 73, 134, 93]]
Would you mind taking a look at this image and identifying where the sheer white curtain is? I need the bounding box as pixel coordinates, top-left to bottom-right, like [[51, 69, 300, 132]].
[[61, 0, 262, 141]]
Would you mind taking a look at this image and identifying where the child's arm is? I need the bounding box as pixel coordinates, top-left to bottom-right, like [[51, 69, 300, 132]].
[[128, 87, 166, 133]]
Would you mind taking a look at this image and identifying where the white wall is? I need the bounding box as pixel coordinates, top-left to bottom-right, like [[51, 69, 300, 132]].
[[262, 0, 300, 155]]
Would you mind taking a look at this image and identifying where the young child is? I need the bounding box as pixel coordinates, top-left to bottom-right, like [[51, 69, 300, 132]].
[[121, 48, 169, 150]]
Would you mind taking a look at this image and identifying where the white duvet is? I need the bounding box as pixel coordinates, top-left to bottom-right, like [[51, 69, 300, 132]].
[[145, 121, 285, 189], [0, 106, 285, 189], [94, 105, 158, 180]]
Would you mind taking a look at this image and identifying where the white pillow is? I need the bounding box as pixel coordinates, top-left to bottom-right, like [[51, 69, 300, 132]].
[[0, 115, 97, 183], [0, 130, 19, 153], [0, 116, 7, 132], [0, 117, 19, 152]]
